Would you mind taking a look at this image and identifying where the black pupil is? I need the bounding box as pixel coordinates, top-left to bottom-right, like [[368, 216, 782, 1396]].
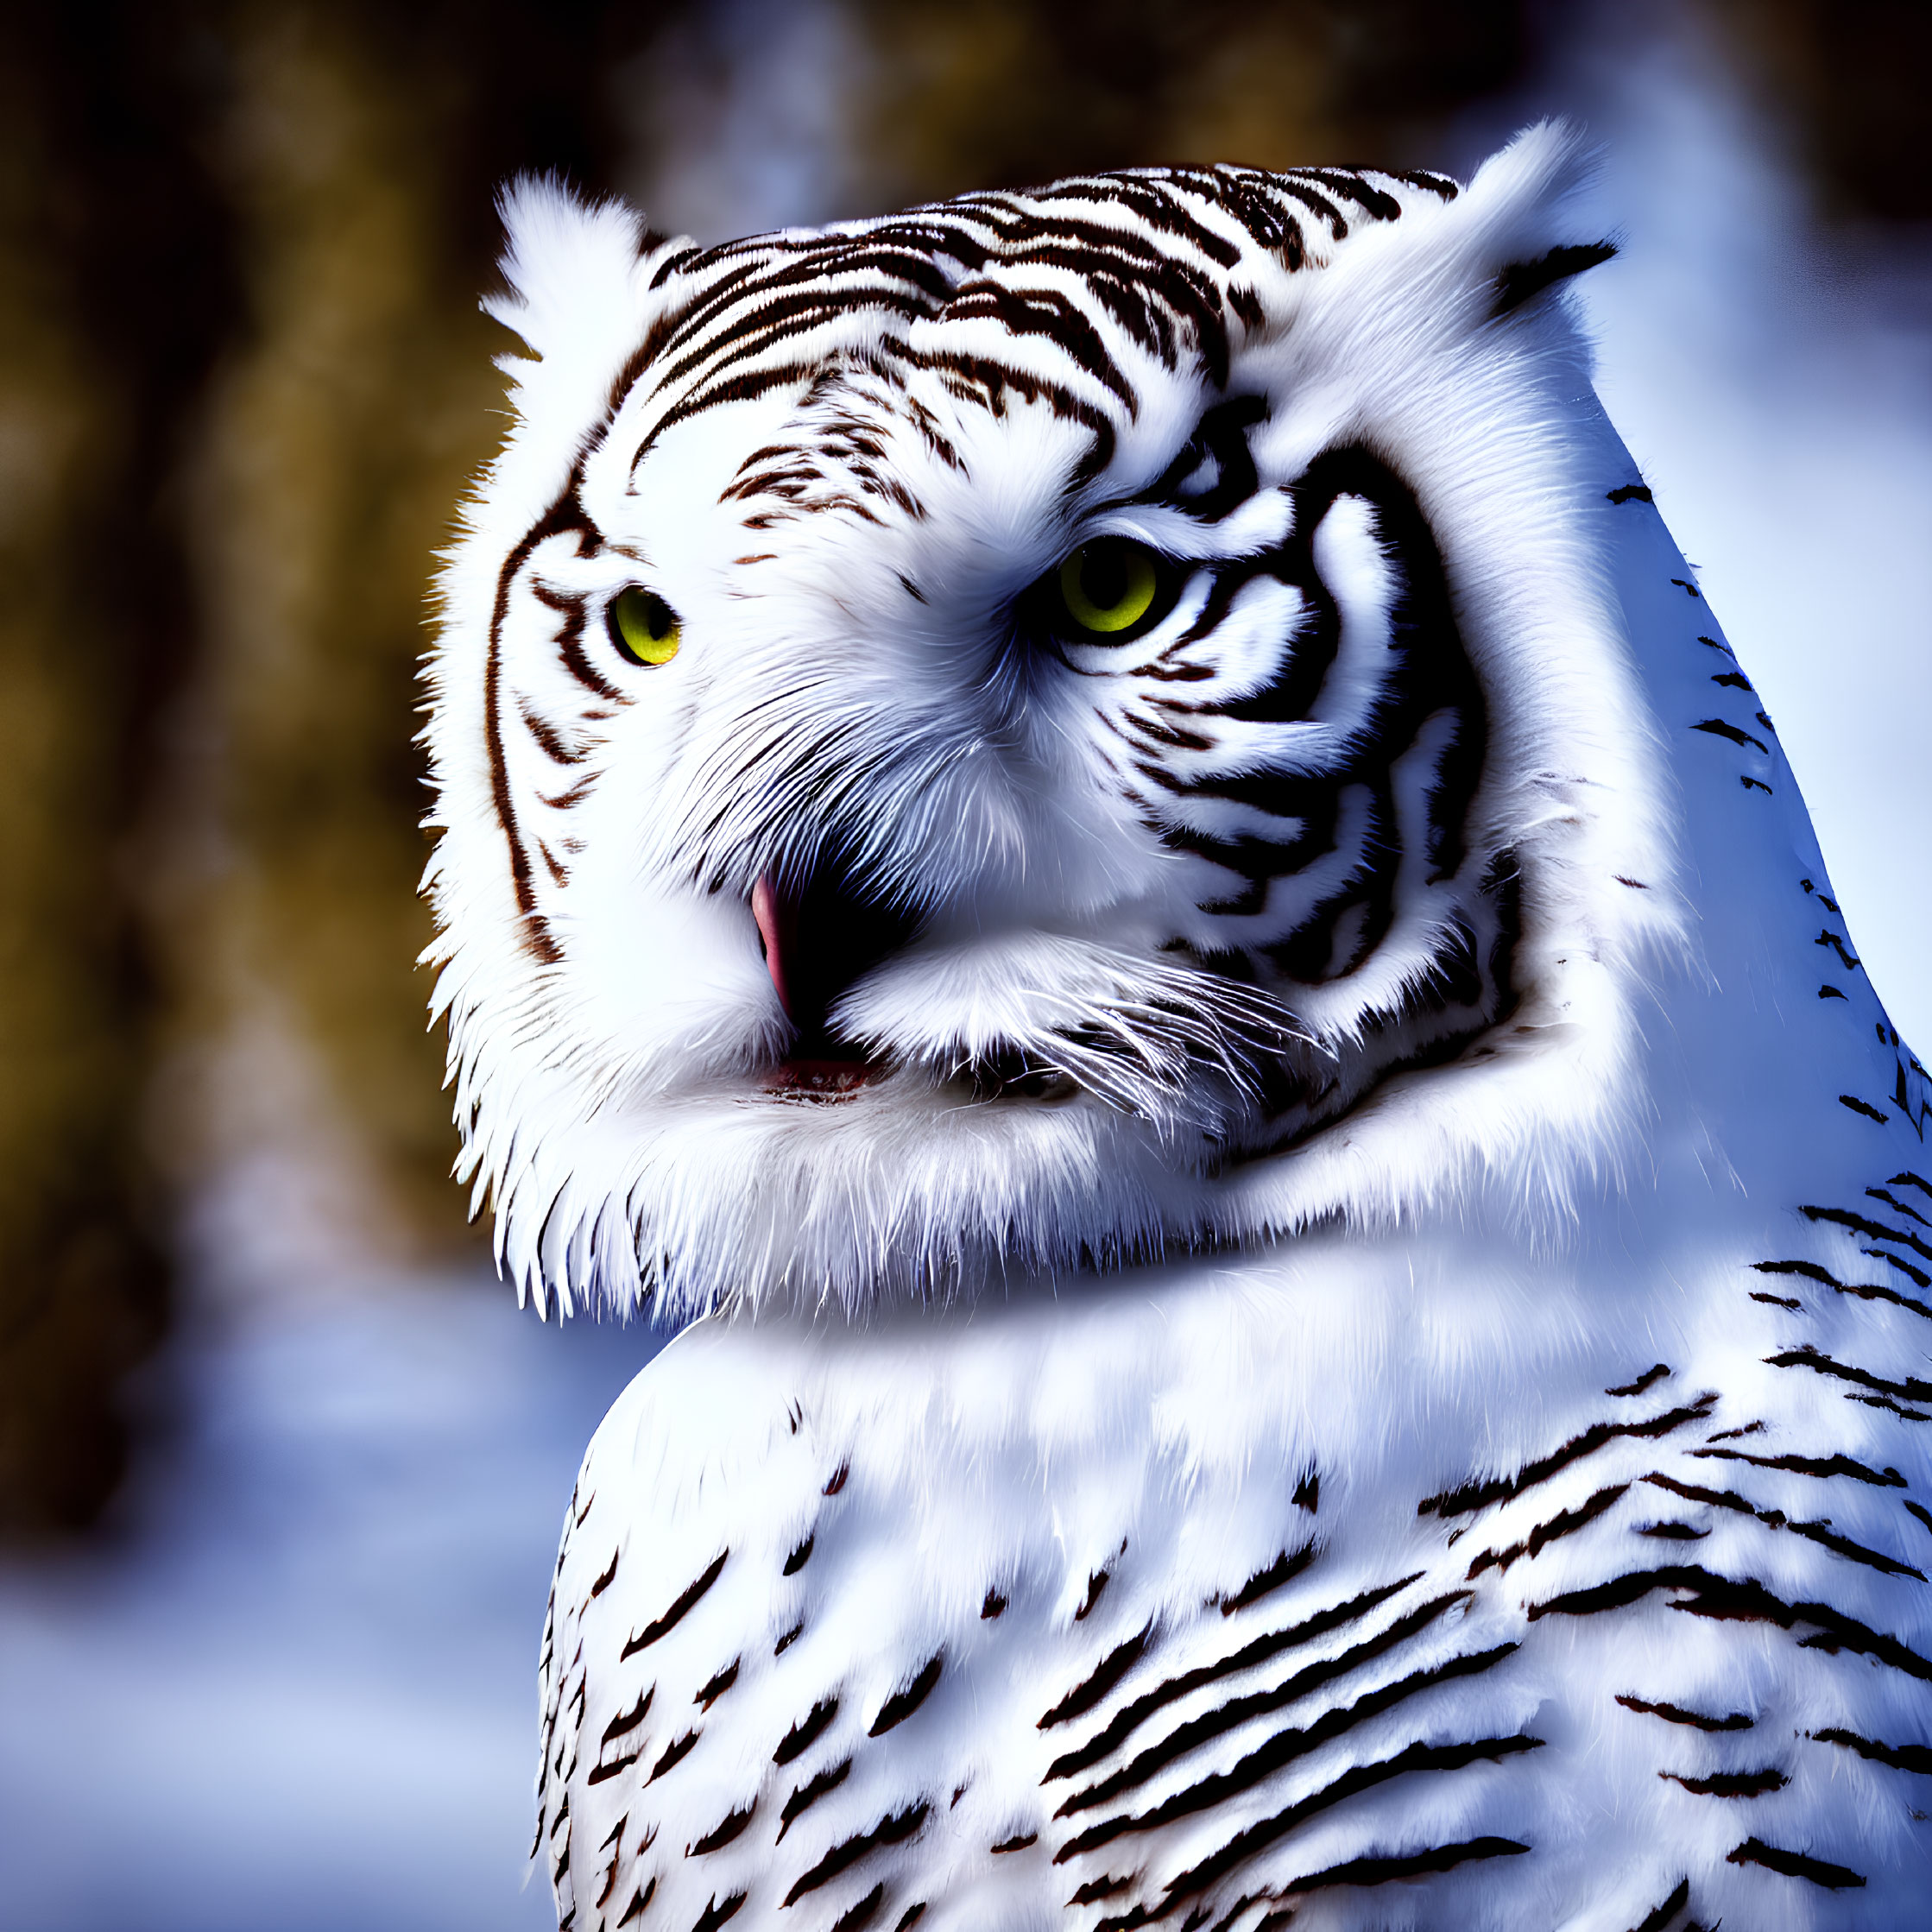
[[1079, 544, 1130, 609], [638, 591, 672, 639]]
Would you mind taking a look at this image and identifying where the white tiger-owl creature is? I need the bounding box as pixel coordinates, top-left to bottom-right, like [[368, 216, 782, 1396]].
[[424, 124, 1932, 1931]]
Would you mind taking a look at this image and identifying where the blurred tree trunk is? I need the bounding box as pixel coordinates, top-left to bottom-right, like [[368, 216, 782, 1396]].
[[157, 2, 650, 1282], [0, 0, 643, 1532], [1711, 0, 1932, 218], [0, 8, 233, 1531], [164, 7, 512, 1271]]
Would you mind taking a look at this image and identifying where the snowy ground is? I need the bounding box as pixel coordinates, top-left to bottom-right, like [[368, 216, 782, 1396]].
[[0, 1279, 660, 1931]]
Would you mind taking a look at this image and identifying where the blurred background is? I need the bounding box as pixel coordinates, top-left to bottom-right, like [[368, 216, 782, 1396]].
[[0, 0, 1925, 1925]]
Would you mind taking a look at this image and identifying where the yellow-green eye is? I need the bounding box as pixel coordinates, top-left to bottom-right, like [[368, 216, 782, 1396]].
[[1056, 540, 1161, 636], [609, 586, 681, 666]]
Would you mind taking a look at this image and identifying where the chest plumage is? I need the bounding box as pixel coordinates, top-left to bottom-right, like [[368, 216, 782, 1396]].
[[425, 125, 1932, 1929]]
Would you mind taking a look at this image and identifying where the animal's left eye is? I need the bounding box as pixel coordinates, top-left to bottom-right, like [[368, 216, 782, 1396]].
[[609, 586, 682, 666], [1041, 539, 1174, 643]]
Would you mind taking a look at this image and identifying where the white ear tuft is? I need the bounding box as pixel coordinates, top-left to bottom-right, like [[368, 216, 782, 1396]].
[[488, 174, 653, 364], [1468, 116, 1596, 203], [1458, 119, 1612, 299], [472, 178, 695, 521], [1292, 120, 1613, 378]]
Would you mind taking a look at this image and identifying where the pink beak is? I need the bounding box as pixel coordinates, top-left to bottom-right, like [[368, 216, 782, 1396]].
[[752, 875, 794, 1019]]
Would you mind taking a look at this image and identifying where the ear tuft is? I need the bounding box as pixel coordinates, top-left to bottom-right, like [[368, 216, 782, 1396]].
[[476, 178, 695, 491], [1493, 240, 1618, 317], [1340, 120, 1607, 344], [486, 174, 656, 363]]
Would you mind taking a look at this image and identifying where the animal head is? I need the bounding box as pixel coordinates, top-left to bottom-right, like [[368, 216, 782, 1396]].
[[424, 123, 1683, 1318]]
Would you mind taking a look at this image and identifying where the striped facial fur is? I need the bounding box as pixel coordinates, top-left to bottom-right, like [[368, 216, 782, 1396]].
[[426, 126, 1680, 1316]]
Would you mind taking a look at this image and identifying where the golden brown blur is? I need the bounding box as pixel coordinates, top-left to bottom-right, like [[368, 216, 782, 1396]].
[[3, 0, 1926, 1534], [0, 0, 653, 1532]]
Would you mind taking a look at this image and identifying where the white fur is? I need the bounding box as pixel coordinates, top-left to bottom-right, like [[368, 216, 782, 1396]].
[[425, 125, 1684, 1321], [440, 129, 1932, 1931]]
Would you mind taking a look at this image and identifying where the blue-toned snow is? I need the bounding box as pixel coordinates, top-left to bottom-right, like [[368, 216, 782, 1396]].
[[0, 1282, 659, 1931]]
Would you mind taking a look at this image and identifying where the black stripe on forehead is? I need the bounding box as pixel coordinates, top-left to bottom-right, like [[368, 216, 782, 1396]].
[[1003, 175, 1247, 265], [660, 244, 970, 374], [941, 281, 1142, 417], [615, 165, 1426, 468]]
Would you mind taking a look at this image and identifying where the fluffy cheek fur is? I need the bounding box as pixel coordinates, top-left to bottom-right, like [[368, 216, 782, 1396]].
[[545, 868, 784, 1098], [481, 1070, 1215, 1317], [424, 126, 1687, 1320]]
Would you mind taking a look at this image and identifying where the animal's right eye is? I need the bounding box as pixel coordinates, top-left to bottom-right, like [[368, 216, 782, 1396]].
[[609, 587, 682, 666], [1030, 538, 1178, 646], [1058, 540, 1159, 634]]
